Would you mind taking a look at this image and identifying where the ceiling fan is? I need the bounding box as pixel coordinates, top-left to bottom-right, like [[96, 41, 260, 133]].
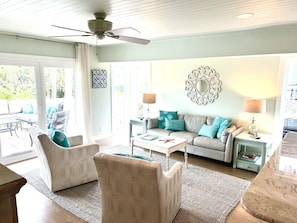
[[51, 12, 150, 45]]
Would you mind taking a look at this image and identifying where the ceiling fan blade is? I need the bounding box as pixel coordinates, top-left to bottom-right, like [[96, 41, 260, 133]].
[[52, 25, 93, 34], [114, 35, 150, 45], [110, 27, 140, 36], [50, 34, 94, 37]]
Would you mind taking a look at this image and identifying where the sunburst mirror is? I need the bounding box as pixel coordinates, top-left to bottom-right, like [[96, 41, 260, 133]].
[[185, 66, 222, 105]]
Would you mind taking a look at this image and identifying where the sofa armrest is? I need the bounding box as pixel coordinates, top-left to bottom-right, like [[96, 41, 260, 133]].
[[147, 117, 159, 130], [68, 135, 83, 146], [223, 126, 244, 163]]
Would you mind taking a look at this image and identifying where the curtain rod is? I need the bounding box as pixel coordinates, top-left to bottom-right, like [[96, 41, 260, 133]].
[[0, 32, 77, 46]]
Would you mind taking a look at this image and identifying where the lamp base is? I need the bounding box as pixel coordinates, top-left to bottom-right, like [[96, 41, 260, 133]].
[[248, 123, 258, 137]]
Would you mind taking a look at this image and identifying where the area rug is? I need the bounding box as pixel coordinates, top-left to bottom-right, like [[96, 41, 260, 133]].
[[22, 145, 250, 223]]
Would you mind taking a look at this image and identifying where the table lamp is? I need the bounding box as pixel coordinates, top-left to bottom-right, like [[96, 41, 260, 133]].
[[243, 99, 266, 137], [142, 93, 156, 118]]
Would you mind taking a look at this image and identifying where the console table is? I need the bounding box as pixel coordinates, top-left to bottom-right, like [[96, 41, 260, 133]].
[[129, 118, 147, 138], [0, 164, 27, 223]]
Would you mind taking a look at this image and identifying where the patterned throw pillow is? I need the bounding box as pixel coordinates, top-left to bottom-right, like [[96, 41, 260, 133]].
[[158, 110, 178, 129], [165, 118, 185, 131], [198, 124, 220, 138], [52, 130, 70, 147]]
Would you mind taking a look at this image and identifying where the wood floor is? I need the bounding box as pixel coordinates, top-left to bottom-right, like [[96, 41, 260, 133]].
[[7, 137, 266, 223]]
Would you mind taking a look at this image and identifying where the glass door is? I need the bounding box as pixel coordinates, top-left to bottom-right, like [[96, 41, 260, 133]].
[[0, 54, 76, 165], [0, 64, 38, 164], [43, 67, 75, 135], [111, 62, 150, 144]]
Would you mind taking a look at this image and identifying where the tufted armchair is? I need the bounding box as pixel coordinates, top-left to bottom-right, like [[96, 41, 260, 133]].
[[93, 152, 183, 223], [29, 126, 99, 192]]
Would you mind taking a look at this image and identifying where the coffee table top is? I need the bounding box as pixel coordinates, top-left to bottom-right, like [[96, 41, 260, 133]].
[[132, 133, 187, 151]]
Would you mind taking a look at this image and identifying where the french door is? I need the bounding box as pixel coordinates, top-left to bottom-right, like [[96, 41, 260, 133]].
[[111, 62, 150, 143], [0, 53, 75, 165]]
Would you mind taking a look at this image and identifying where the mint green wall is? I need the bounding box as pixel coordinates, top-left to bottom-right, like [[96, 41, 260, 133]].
[[89, 46, 112, 136], [0, 34, 75, 58], [98, 24, 297, 62]]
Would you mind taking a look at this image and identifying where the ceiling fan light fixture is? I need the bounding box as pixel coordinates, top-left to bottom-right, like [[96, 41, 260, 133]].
[[237, 13, 253, 19], [88, 19, 113, 32]]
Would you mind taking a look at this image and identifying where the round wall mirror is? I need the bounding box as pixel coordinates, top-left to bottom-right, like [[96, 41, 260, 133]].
[[185, 66, 222, 105]]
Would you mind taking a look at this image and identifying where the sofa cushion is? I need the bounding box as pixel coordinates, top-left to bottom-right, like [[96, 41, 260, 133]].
[[198, 124, 220, 138], [8, 100, 22, 114], [193, 137, 225, 152], [0, 100, 9, 115], [184, 114, 207, 133], [170, 131, 197, 145], [147, 118, 159, 129], [165, 118, 185, 131], [158, 110, 178, 129]]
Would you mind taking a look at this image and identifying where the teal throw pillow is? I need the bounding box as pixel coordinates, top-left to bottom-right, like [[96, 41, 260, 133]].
[[158, 110, 178, 129], [22, 103, 33, 114], [217, 118, 232, 138], [165, 118, 185, 131], [198, 124, 220, 138], [212, 117, 226, 127], [113, 153, 152, 162], [52, 130, 70, 147]]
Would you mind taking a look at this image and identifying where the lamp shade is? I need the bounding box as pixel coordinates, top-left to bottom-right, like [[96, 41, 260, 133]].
[[143, 93, 156, 104], [243, 99, 266, 113]]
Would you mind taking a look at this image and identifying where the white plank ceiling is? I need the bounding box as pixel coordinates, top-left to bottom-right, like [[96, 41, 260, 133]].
[[1, 0, 297, 45]]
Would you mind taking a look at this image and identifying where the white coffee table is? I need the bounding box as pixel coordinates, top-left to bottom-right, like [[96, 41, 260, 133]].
[[131, 134, 188, 171]]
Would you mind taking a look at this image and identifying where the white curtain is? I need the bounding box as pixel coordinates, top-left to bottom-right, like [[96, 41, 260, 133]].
[[75, 43, 93, 143]]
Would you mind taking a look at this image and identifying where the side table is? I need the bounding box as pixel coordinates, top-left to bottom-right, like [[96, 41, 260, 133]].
[[129, 118, 147, 138], [233, 131, 272, 172]]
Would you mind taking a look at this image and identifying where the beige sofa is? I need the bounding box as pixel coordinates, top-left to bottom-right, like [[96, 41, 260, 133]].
[[146, 114, 244, 163]]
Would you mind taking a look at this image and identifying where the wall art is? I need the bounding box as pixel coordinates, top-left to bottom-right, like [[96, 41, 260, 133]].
[[185, 66, 222, 105], [91, 69, 107, 88]]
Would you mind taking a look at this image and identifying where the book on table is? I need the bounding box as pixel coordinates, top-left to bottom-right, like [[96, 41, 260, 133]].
[[140, 134, 158, 141], [238, 152, 260, 163]]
